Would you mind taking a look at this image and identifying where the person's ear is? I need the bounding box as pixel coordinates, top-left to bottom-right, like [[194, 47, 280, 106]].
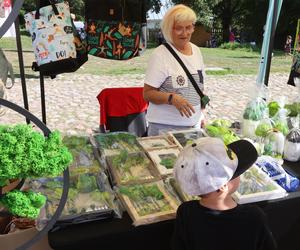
[[218, 184, 228, 193]]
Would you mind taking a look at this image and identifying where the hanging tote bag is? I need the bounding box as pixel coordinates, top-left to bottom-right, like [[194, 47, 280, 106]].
[[85, 0, 146, 60], [24, 1, 80, 76]]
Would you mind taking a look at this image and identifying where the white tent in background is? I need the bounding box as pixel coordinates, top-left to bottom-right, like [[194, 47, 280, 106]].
[[0, 0, 15, 37]]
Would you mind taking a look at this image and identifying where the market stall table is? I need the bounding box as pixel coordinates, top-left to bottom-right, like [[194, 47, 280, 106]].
[[48, 161, 300, 250]]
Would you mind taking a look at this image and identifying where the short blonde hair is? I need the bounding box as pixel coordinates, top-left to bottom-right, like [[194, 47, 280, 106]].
[[160, 4, 197, 44]]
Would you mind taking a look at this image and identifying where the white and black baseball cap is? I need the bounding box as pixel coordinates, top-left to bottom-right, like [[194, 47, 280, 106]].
[[173, 137, 258, 196]]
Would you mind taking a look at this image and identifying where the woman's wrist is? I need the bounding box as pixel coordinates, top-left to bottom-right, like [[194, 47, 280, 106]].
[[167, 93, 173, 105]]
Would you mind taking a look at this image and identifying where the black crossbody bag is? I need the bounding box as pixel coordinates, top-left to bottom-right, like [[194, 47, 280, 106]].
[[163, 43, 210, 109]]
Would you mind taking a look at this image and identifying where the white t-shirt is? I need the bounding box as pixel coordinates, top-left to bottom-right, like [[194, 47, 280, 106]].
[[144, 42, 205, 126]]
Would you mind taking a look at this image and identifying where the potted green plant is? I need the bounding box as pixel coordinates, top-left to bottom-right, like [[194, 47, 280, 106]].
[[0, 124, 72, 219]]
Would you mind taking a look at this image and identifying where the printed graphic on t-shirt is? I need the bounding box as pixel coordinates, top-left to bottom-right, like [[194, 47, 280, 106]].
[[172, 73, 188, 88], [159, 73, 203, 106]]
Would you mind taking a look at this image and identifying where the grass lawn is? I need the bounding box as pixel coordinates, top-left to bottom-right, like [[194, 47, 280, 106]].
[[0, 35, 293, 77]]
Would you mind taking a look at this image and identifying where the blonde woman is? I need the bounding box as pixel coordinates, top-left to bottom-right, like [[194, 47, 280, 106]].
[[143, 4, 206, 136]]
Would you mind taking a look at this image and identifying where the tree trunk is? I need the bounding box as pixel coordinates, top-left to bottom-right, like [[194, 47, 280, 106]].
[[222, 19, 231, 43], [221, 0, 233, 43]]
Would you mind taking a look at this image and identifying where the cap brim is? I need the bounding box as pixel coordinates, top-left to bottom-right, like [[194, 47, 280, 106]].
[[227, 140, 258, 180]]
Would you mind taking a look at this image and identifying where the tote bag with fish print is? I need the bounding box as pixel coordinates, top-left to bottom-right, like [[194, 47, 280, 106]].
[[24, 1, 80, 76]]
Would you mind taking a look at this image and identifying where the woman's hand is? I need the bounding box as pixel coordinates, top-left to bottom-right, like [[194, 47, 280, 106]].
[[172, 94, 195, 118]]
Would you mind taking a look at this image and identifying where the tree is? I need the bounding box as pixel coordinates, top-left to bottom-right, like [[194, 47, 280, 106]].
[[171, 0, 254, 43], [68, 0, 85, 21], [212, 1, 246, 42], [172, 0, 217, 28], [146, 0, 163, 14]]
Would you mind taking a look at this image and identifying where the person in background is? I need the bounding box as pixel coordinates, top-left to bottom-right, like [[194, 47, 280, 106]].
[[157, 29, 164, 45], [284, 35, 292, 55], [143, 4, 206, 136], [172, 137, 277, 250], [229, 27, 235, 43]]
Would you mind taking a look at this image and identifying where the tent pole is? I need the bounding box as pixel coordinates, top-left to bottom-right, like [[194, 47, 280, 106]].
[[264, 0, 279, 86]]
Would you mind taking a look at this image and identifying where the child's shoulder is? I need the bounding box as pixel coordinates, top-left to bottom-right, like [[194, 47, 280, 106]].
[[238, 204, 267, 219], [179, 200, 199, 208], [177, 200, 200, 214]]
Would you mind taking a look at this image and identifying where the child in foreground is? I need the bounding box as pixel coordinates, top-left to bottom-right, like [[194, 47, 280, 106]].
[[172, 137, 277, 250]]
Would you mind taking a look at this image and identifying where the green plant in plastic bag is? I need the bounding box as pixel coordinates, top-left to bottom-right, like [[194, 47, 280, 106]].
[[268, 101, 280, 117]]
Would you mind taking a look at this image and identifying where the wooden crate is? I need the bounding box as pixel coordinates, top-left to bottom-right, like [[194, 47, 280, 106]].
[[137, 135, 175, 151], [147, 146, 181, 177], [167, 129, 206, 149], [106, 152, 159, 186], [118, 182, 178, 226]]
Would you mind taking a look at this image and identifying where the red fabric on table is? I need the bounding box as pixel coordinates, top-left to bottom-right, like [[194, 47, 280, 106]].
[[97, 87, 148, 129]]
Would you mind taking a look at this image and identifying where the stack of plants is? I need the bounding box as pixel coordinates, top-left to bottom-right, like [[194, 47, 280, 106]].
[[205, 119, 240, 145], [29, 135, 118, 224], [0, 124, 72, 219]]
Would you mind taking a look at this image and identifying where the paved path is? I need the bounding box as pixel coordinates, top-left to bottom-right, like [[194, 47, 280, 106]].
[[0, 73, 297, 135]]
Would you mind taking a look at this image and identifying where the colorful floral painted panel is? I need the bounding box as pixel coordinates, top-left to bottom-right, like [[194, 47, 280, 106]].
[[87, 20, 141, 60]]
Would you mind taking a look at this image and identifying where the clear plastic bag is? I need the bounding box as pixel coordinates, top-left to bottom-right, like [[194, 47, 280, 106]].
[[205, 120, 240, 145], [263, 130, 285, 158], [267, 96, 287, 118], [285, 81, 300, 118], [284, 116, 300, 162], [28, 135, 123, 230], [254, 109, 273, 155], [272, 108, 289, 136], [242, 97, 268, 139]]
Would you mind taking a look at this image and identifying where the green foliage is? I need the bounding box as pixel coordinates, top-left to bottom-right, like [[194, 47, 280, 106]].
[[0, 124, 72, 185], [45, 180, 62, 189], [219, 42, 256, 52], [90, 190, 114, 207], [205, 125, 220, 137], [119, 184, 164, 201], [47, 186, 78, 202], [243, 107, 261, 121], [211, 119, 232, 128], [160, 157, 176, 169], [243, 100, 267, 121], [76, 175, 97, 193], [68, 0, 85, 21], [63, 136, 91, 155], [268, 101, 281, 117], [112, 150, 129, 166], [285, 103, 300, 117], [205, 124, 239, 145], [146, 0, 163, 14], [255, 123, 272, 137], [172, 0, 216, 28], [0, 190, 46, 219], [95, 133, 139, 154], [273, 121, 289, 136]]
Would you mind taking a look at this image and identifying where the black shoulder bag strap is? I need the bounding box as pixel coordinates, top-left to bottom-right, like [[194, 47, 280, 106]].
[[163, 43, 210, 108]]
